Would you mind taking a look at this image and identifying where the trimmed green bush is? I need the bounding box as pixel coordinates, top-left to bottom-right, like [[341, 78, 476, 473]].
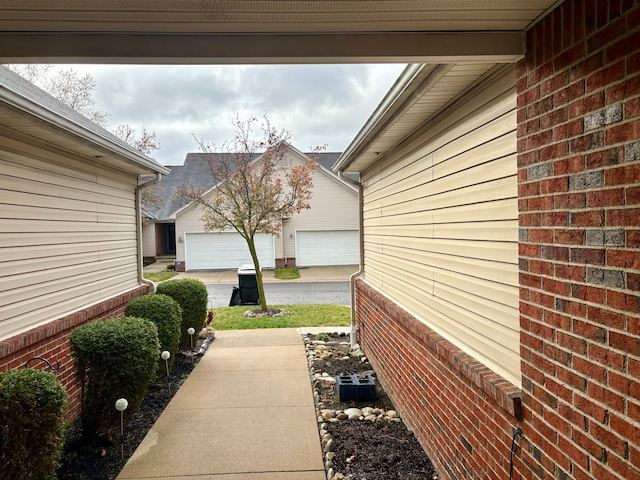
[[125, 294, 182, 379], [0, 368, 68, 480], [156, 278, 208, 349], [69, 316, 159, 441]]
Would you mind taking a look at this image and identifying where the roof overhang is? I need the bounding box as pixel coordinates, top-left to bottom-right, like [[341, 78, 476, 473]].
[[0, 71, 169, 176], [0, 1, 559, 64]]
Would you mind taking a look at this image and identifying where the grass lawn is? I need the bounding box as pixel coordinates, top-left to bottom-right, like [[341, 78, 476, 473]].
[[212, 304, 350, 330], [143, 272, 179, 282], [274, 267, 301, 280]]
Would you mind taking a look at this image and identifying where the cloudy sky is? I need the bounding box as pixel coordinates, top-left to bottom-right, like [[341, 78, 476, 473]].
[[62, 64, 406, 166]]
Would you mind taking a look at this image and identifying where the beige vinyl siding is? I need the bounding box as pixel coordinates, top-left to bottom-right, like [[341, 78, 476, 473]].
[[282, 152, 358, 258], [142, 222, 156, 257], [0, 145, 141, 341], [175, 149, 358, 263], [361, 67, 520, 385]]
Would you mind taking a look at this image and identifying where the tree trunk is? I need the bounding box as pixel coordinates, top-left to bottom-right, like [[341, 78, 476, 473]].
[[246, 236, 268, 311]]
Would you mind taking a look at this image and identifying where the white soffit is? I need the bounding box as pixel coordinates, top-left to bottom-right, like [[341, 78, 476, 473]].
[[0, 1, 559, 63], [335, 62, 501, 174]]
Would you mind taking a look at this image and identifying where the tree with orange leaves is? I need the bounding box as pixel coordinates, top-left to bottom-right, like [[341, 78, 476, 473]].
[[178, 116, 320, 311]]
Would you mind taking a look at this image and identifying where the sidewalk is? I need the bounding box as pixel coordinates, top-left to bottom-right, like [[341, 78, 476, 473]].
[[144, 260, 359, 284], [117, 328, 332, 480]]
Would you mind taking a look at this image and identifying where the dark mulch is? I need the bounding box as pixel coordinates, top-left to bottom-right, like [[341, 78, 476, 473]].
[[309, 333, 438, 480], [56, 355, 196, 480]]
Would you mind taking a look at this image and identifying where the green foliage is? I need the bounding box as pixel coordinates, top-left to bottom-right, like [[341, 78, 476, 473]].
[[156, 279, 208, 349], [125, 294, 182, 379], [0, 368, 68, 480], [212, 304, 350, 330], [143, 271, 178, 282], [274, 267, 300, 280], [69, 317, 160, 441]]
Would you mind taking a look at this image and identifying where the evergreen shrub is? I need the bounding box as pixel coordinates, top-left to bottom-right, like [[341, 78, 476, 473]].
[[0, 368, 68, 480], [69, 316, 159, 441], [125, 294, 182, 379], [156, 278, 208, 349]]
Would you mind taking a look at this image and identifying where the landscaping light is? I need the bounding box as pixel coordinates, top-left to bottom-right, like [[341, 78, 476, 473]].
[[187, 327, 196, 361], [115, 398, 128, 460]]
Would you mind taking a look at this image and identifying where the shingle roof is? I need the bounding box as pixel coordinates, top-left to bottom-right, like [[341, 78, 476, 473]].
[[147, 151, 349, 221], [0, 66, 167, 175]]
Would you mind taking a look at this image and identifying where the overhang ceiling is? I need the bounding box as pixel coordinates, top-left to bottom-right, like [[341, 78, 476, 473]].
[[0, 1, 559, 63]]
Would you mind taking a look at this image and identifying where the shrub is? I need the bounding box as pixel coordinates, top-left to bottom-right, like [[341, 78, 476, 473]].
[[156, 278, 208, 349], [0, 368, 68, 480], [125, 294, 182, 379], [69, 316, 159, 441]]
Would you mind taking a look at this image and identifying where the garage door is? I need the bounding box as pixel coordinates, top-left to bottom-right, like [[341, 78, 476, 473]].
[[184, 232, 275, 270], [296, 230, 359, 266]]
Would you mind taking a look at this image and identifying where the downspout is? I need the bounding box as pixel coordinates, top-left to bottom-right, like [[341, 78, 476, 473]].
[[339, 173, 364, 348], [136, 173, 162, 293]]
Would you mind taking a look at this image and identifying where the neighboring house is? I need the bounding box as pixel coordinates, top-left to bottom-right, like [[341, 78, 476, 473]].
[[335, 4, 639, 480], [0, 66, 169, 416], [145, 145, 359, 270]]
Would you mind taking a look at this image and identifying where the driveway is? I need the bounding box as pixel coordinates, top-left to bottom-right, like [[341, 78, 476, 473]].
[[206, 281, 352, 307], [144, 263, 360, 307]]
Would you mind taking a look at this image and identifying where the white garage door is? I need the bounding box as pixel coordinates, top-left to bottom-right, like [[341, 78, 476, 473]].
[[185, 232, 275, 270], [296, 230, 359, 267]]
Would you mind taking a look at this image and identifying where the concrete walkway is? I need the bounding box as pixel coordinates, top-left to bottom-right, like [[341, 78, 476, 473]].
[[117, 328, 329, 480]]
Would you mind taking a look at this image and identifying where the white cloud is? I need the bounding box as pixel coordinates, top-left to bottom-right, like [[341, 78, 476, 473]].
[[61, 64, 406, 165]]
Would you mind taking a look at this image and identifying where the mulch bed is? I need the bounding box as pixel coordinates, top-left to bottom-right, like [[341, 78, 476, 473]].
[[308, 333, 438, 480], [56, 355, 196, 480]]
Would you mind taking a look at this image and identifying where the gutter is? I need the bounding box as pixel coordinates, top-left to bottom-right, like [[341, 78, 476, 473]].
[[338, 172, 364, 348], [333, 63, 423, 173], [136, 173, 162, 293]]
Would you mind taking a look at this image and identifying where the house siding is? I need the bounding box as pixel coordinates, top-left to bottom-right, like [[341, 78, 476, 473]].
[[516, 2, 640, 479], [0, 143, 143, 341], [282, 151, 358, 260], [0, 285, 149, 419], [175, 148, 358, 267], [360, 66, 520, 385]]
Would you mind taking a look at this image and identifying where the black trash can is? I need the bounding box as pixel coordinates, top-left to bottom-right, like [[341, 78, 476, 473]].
[[237, 264, 260, 305]]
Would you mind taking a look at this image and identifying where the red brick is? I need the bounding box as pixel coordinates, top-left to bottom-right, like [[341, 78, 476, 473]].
[[609, 331, 640, 355], [554, 191, 586, 209], [586, 187, 625, 206], [610, 413, 640, 442], [590, 421, 627, 457], [628, 185, 640, 204], [606, 289, 639, 312], [606, 74, 640, 104], [554, 228, 585, 244], [587, 16, 626, 53], [606, 207, 640, 226], [556, 264, 585, 281], [554, 119, 584, 140], [541, 176, 569, 194], [586, 305, 625, 329], [541, 211, 568, 226], [607, 249, 640, 269], [571, 283, 605, 303], [605, 164, 640, 186], [573, 356, 606, 383], [589, 343, 626, 371], [571, 210, 604, 227], [554, 155, 585, 174], [586, 146, 624, 168], [569, 91, 605, 118], [606, 118, 640, 145], [554, 79, 586, 106]]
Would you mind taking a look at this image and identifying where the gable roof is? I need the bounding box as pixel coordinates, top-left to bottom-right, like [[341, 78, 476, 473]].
[[0, 66, 169, 176], [148, 148, 352, 221]]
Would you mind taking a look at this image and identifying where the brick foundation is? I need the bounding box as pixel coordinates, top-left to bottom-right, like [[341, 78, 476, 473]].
[[0, 285, 150, 419], [355, 279, 522, 480], [517, 2, 640, 479]]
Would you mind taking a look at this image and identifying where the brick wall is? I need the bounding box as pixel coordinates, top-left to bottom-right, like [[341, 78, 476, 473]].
[[517, 1, 640, 479], [0, 285, 149, 418], [355, 280, 522, 479]]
